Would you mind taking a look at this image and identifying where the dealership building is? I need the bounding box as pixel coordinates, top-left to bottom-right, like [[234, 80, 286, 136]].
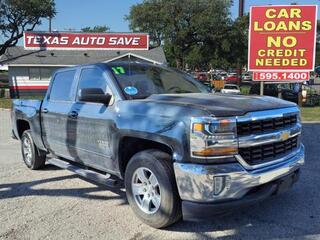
[[0, 33, 166, 97]]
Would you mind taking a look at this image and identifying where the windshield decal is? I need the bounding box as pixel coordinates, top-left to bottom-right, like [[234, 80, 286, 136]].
[[124, 86, 138, 95], [112, 66, 126, 75]]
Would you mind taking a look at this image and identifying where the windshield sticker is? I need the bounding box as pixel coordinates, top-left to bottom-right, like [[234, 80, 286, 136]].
[[112, 66, 125, 75], [124, 86, 138, 95]]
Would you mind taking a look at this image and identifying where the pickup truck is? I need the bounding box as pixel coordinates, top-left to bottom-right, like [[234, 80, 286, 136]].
[[11, 62, 304, 228]]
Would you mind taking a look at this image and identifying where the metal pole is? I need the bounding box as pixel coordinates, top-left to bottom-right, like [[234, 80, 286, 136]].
[[239, 0, 245, 17], [260, 82, 264, 96], [49, 17, 52, 32], [298, 83, 303, 107], [237, 0, 245, 84]]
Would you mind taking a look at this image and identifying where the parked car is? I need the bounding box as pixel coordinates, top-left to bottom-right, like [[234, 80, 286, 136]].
[[12, 62, 304, 228], [221, 84, 241, 94], [195, 71, 208, 82], [225, 73, 240, 82], [218, 72, 228, 80], [249, 84, 299, 104], [242, 72, 252, 81]]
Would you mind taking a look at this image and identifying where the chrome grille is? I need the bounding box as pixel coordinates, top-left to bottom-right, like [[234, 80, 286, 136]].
[[237, 114, 297, 137]]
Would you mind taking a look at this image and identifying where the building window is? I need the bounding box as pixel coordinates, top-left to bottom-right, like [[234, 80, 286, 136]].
[[40, 68, 55, 81], [29, 68, 40, 81], [29, 67, 58, 81]]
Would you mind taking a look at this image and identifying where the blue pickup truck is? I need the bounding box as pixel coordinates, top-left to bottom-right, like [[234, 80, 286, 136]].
[[11, 62, 304, 228]]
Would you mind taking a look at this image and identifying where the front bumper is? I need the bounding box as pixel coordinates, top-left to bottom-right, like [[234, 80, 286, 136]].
[[181, 169, 300, 221], [174, 144, 304, 219]]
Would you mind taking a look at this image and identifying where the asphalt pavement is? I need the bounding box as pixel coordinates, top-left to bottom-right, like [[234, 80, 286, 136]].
[[1, 108, 320, 240]]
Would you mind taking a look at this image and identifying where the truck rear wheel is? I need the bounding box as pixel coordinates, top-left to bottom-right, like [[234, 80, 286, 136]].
[[21, 130, 46, 170], [125, 149, 182, 228]]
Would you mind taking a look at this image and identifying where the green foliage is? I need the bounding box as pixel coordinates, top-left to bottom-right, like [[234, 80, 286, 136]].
[[0, 98, 11, 108], [301, 107, 320, 121], [315, 20, 320, 67], [125, 0, 164, 47], [81, 25, 110, 33], [316, 48, 320, 67], [126, 0, 248, 70], [0, 0, 56, 55], [240, 85, 251, 95]]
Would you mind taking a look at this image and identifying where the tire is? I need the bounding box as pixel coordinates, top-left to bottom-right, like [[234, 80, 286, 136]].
[[125, 149, 182, 228], [21, 130, 46, 170]]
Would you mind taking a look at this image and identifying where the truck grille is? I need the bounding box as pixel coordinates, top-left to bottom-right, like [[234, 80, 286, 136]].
[[237, 115, 297, 137], [239, 136, 298, 166]]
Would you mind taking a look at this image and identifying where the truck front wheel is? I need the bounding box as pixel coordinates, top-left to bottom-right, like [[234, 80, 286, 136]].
[[125, 149, 181, 228], [21, 130, 46, 170]]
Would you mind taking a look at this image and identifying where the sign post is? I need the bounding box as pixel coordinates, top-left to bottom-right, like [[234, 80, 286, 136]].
[[260, 82, 264, 96], [248, 5, 318, 95]]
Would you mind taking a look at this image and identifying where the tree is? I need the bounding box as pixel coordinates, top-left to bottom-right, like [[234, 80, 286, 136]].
[[0, 0, 56, 56], [81, 25, 110, 33], [225, 14, 249, 69], [125, 0, 164, 47], [316, 20, 320, 67], [126, 0, 235, 69]]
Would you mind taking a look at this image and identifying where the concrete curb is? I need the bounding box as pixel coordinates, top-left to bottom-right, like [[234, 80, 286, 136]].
[[0, 108, 10, 111]]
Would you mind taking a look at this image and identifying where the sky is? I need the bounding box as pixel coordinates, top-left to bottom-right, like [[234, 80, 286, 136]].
[[1, 0, 318, 46], [34, 0, 320, 33]]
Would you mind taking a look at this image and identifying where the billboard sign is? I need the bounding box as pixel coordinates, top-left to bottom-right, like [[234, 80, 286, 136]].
[[248, 5, 318, 76], [24, 32, 149, 50]]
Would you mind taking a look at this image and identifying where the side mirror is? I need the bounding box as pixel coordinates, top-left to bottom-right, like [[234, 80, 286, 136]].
[[79, 88, 111, 105]]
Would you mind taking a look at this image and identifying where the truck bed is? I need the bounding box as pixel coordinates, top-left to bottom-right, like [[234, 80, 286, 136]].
[[11, 99, 45, 151]]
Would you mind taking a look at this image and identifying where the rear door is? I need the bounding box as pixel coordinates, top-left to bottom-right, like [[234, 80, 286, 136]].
[[41, 69, 78, 159]]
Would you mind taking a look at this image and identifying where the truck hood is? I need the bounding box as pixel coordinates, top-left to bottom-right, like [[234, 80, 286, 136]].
[[146, 93, 296, 117]]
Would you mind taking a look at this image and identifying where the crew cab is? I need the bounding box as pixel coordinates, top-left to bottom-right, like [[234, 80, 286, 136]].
[[11, 62, 304, 228]]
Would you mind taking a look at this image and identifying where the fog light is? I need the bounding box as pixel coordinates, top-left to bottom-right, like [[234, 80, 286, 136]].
[[213, 176, 226, 196]]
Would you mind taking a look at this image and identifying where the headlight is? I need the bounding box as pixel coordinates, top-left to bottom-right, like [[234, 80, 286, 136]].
[[190, 117, 238, 158]]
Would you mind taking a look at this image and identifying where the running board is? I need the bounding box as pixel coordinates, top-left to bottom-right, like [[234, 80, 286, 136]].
[[47, 158, 118, 187]]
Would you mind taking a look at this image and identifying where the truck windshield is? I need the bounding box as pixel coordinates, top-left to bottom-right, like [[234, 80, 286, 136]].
[[108, 63, 209, 99]]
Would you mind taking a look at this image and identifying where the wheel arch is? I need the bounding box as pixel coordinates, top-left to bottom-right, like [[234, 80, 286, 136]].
[[118, 136, 174, 179], [16, 119, 31, 139]]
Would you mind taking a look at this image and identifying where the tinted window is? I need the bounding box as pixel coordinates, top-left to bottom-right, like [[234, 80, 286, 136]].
[[224, 85, 238, 90], [78, 68, 106, 92], [109, 63, 208, 99], [50, 70, 76, 101]]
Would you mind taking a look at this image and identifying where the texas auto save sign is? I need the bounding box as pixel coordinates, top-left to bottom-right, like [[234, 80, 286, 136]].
[[24, 32, 149, 50], [248, 5, 317, 81]]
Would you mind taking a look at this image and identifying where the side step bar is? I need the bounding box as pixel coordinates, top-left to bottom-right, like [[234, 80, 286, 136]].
[[47, 158, 119, 187]]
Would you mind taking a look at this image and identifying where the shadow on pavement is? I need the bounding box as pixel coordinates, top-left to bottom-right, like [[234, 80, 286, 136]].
[[0, 170, 127, 204]]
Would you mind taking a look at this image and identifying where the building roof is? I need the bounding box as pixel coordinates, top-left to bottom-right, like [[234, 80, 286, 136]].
[[0, 46, 167, 66]]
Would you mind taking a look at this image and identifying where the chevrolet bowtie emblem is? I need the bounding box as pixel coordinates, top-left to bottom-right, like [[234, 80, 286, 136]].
[[280, 131, 290, 141]]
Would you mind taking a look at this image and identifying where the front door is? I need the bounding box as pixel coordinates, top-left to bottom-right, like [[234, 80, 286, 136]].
[[67, 67, 116, 171]]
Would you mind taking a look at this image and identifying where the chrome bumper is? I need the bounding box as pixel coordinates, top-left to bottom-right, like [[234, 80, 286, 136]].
[[174, 144, 304, 202]]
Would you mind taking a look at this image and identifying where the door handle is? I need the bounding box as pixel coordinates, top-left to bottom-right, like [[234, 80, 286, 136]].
[[42, 108, 48, 113], [69, 111, 78, 118]]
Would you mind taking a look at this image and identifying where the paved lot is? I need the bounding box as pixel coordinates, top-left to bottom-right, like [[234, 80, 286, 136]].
[[1, 109, 320, 240]]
